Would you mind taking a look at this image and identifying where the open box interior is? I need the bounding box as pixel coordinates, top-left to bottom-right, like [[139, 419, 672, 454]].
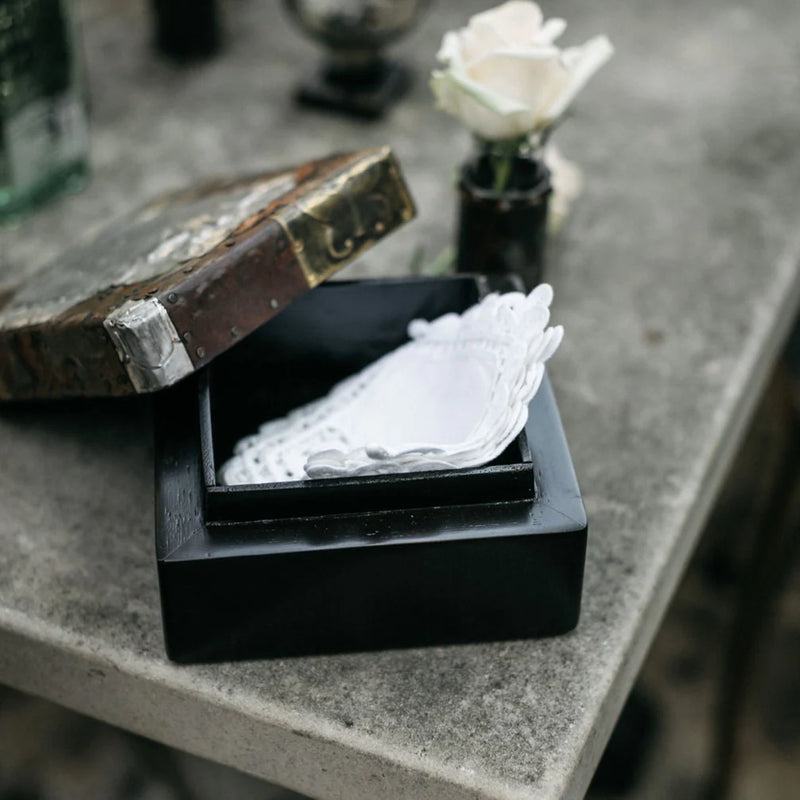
[[199, 276, 535, 521]]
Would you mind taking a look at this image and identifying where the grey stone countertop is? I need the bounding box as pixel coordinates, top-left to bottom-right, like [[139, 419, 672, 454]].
[[2, 1, 800, 799]]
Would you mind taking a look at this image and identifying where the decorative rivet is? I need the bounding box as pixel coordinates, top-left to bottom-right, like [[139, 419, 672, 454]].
[[231, 326, 239, 338], [401, 208, 413, 221], [374, 221, 385, 233], [195, 346, 206, 359], [270, 298, 279, 309], [182, 331, 192, 343], [167, 292, 178, 303]]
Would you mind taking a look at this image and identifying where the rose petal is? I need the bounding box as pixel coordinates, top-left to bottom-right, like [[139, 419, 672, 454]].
[[470, 1, 544, 46], [527, 282, 554, 308], [538, 17, 567, 44], [436, 31, 464, 65], [430, 68, 537, 140], [456, 24, 506, 65], [547, 35, 614, 120], [468, 49, 570, 128], [437, 3, 567, 69], [431, 68, 528, 116], [463, 14, 566, 62]]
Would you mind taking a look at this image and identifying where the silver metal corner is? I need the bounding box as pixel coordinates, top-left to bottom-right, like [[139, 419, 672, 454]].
[[103, 298, 194, 393]]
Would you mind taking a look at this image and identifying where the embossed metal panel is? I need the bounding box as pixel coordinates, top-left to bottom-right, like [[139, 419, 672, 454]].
[[0, 147, 415, 399]]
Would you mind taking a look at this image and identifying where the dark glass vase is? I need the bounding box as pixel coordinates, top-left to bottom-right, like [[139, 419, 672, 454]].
[[151, 0, 221, 62], [456, 151, 552, 290]]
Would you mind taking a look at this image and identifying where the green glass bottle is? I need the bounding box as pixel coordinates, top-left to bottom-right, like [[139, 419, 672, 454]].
[[0, 0, 89, 222]]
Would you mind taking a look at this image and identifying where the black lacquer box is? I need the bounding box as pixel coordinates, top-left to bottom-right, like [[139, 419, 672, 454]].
[[154, 276, 587, 663], [0, 148, 586, 663]]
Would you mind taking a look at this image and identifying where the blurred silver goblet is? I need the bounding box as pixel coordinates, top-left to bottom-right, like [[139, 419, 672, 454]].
[[283, 0, 432, 118]]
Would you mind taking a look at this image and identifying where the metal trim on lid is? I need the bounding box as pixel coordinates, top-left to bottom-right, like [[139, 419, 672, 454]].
[[103, 298, 194, 393], [273, 147, 415, 288]]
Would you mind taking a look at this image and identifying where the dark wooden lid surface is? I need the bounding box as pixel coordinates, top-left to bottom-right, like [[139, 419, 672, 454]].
[[0, 147, 415, 400]]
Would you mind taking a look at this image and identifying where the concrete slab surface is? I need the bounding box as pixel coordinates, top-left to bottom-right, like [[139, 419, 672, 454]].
[[1, 1, 800, 798]]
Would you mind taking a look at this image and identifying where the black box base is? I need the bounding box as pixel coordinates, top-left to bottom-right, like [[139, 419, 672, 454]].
[[154, 277, 587, 663]]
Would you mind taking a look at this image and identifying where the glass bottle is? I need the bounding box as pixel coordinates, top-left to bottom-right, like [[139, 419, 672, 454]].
[[0, 0, 89, 222]]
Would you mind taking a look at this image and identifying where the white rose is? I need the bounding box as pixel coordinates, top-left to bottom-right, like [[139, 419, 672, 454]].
[[430, 1, 613, 141]]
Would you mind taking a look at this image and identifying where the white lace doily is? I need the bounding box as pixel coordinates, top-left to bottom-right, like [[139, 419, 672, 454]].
[[218, 284, 563, 485]]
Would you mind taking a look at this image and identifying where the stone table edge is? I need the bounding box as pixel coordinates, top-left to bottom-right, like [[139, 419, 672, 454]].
[[553, 231, 800, 800], [0, 610, 528, 800]]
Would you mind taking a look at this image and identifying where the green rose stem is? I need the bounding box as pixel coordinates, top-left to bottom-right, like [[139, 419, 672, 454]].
[[478, 135, 535, 194], [491, 147, 513, 194]]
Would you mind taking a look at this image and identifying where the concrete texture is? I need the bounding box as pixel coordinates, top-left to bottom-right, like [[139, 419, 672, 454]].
[[1, 1, 800, 799], [587, 363, 800, 800], [3, 376, 799, 800]]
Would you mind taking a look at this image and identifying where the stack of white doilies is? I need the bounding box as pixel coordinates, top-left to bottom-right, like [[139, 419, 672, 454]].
[[218, 284, 563, 485]]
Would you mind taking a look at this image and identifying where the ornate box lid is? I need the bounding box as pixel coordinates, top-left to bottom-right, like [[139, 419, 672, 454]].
[[0, 147, 415, 400]]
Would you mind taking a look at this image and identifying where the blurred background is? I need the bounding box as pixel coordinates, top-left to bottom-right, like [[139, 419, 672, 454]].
[[1, 0, 799, 798]]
